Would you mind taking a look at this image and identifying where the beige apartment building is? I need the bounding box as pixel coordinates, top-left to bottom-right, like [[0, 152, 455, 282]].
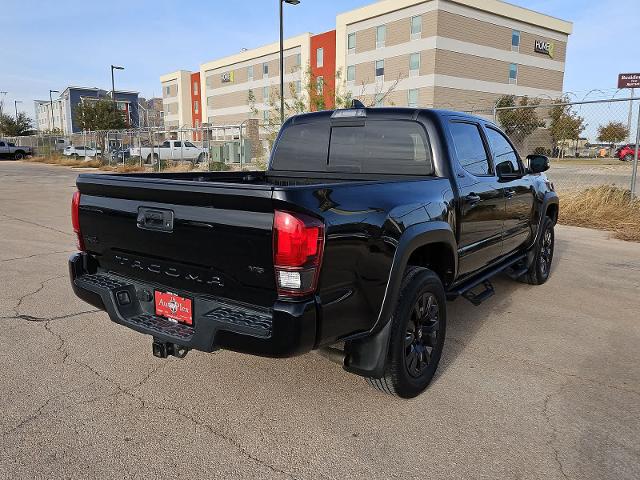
[[200, 33, 311, 126], [161, 70, 193, 129], [161, 0, 572, 128], [336, 0, 572, 112]]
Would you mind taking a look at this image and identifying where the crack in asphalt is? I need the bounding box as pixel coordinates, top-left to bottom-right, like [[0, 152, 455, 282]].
[[0, 213, 73, 237], [4, 318, 292, 479], [9, 274, 67, 317], [0, 250, 74, 263], [447, 335, 640, 398], [542, 385, 570, 480]]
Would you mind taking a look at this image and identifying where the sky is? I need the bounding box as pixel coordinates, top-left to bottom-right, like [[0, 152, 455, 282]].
[[1, 0, 639, 121]]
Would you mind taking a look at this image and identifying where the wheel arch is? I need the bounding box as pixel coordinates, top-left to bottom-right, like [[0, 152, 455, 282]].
[[343, 221, 456, 379]]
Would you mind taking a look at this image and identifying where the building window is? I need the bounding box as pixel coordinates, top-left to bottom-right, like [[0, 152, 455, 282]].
[[316, 76, 324, 95], [348, 33, 356, 53], [317, 48, 324, 68], [410, 53, 421, 76], [408, 89, 419, 108], [347, 65, 356, 82], [376, 25, 386, 48], [509, 63, 518, 84], [262, 110, 269, 122], [193, 82, 199, 95], [263, 62, 269, 77], [512, 30, 520, 52], [263, 86, 270, 101], [248, 65, 254, 81], [411, 15, 422, 38], [375, 60, 384, 78], [194, 100, 199, 114], [375, 93, 384, 107], [296, 80, 302, 94], [295, 53, 301, 66], [165, 86, 170, 96]]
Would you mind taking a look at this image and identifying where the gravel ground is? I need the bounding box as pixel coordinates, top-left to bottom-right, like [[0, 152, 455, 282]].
[[0, 161, 639, 479]]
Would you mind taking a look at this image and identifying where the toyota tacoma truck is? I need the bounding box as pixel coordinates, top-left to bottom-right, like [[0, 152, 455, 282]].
[[69, 106, 558, 398]]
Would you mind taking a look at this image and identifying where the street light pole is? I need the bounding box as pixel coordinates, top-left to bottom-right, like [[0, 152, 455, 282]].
[[279, 0, 300, 125], [49, 89, 59, 132], [110, 65, 124, 113], [14, 100, 22, 120], [0, 91, 7, 117]]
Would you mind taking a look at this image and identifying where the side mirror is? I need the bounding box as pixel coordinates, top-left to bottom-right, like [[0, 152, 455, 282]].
[[527, 154, 550, 173]]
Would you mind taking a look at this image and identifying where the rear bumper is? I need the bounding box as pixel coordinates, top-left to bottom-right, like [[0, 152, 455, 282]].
[[68, 253, 317, 357]]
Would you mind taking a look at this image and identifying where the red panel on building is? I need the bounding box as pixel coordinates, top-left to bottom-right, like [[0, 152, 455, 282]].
[[310, 30, 336, 110], [190, 72, 202, 140]]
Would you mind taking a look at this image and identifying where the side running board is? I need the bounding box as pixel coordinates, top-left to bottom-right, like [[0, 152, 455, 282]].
[[447, 253, 527, 305]]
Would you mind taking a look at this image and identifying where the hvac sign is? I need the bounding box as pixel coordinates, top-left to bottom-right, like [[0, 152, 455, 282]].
[[534, 40, 555, 58], [221, 71, 235, 83]]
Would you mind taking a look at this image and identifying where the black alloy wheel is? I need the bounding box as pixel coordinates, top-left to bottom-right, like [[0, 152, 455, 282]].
[[404, 293, 440, 378]]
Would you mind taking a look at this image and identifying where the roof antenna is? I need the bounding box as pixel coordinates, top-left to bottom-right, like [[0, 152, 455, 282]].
[[351, 99, 365, 109]]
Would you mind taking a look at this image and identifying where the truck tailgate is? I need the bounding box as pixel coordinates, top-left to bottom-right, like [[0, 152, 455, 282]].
[[76, 174, 278, 307]]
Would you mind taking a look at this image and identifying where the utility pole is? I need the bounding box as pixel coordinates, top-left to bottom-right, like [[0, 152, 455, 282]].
[[279, 0, 300, 125], [627, 88, 635, 144], [14, 100, 22, 120], [631, 104, 640, 199], [111, 65, 124, 113]]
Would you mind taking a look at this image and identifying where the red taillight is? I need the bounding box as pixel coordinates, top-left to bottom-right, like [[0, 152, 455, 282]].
[[71, 191, 85, 251], [273, 210, 324, 297]]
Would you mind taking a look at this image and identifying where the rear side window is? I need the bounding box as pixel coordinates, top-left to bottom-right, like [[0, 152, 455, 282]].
[[272, 122, 331, 172], [329, 121, 432, 174], [449, 122, 491, 176]]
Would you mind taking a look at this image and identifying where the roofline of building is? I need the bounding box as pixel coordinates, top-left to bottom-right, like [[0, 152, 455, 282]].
[[200, 32, 313, 72], [336, 0, 572, 34], [160, 70, 193, 83]]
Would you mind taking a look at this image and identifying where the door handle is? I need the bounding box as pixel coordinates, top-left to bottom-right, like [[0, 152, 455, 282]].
[[464, 193, 481, 204], [505, 189, 516, 199]]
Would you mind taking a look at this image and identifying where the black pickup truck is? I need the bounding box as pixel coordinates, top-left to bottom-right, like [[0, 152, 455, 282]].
[[69, 107, 558, 398]]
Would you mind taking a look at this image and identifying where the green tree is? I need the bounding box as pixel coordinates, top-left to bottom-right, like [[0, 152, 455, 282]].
[[549, 96, 586, 158], [597, 121, 629, 148], [496, 95, 544, 146], [0, 112, 35, 136], [74, 98, 127, 131]]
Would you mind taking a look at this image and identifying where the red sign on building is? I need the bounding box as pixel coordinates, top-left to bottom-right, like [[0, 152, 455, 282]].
[[618, 73, 640, 89]]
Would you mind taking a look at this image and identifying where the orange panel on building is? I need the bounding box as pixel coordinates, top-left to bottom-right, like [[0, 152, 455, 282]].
[[190, 72, 202, 140], [310, 30, 336, 110]]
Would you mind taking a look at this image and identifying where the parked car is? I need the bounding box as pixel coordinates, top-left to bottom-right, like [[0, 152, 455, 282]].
[[63, 146, 102, 158], [109, 147, 131, 162], [69, 106, 558, 398], [130, 140, 205, 163], [0, 139, 33, 160], [616, 144, 638, 162]]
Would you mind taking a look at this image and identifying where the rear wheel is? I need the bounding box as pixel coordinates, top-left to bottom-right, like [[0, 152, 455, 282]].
[[367, 267, 446, 398], [521, 216, 555, 285], [13, 152, 25, 160], [624, 154, 634, 162], [197, 153, 204, 163]]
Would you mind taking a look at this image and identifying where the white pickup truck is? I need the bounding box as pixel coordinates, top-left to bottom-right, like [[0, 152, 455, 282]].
[[0, 139, 33, 160], [131, 140, 206, 163]]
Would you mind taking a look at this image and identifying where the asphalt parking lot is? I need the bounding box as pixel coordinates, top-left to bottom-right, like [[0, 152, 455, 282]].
[[1, 161, 639, 479]]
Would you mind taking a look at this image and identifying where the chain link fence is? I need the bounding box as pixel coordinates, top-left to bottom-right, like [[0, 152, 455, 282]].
[[488, 96, 640, 194], [5, 120, 277, 172]]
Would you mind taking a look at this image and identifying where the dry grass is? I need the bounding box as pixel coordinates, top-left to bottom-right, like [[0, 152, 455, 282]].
[[98, 164, 146, 173], [26, 155, 101, 168], [560, 185, 640, 242]]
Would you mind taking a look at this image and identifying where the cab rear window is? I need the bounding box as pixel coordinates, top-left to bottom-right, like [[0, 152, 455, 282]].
[[272, 119, 433, 175]]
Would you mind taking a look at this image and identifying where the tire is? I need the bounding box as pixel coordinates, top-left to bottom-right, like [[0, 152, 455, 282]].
[[72, 153, 79, 159], [13, 151, 25, 160], [624, 154, 634, 162], [367, 267, 446, 399], [197, 153, 204, 163], [521, 216, 555, 285]]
